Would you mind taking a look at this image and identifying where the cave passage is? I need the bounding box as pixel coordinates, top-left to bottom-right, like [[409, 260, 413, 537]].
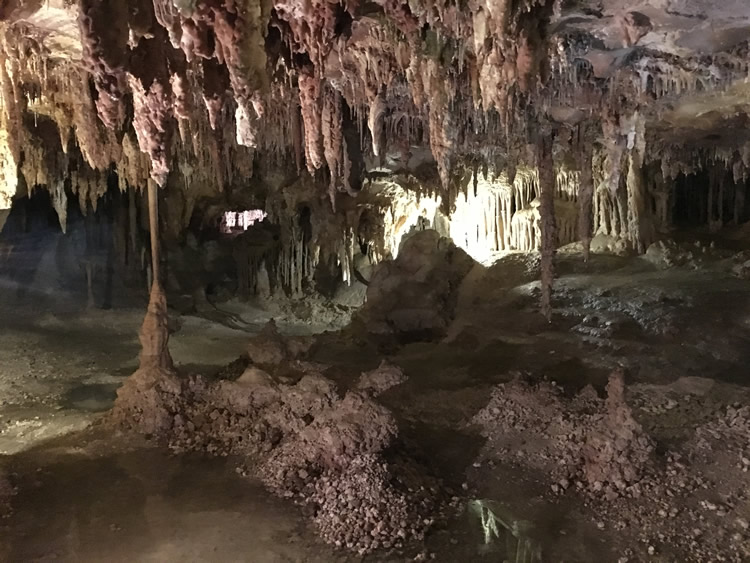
[[1, 1, 750, 562]]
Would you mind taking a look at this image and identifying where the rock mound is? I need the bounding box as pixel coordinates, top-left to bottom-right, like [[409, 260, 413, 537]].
[[474, 369, 655, 498], [110, 347, 444, 555], [359, 230, 474, 338]]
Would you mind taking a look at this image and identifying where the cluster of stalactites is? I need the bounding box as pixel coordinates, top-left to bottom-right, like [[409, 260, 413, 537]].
[[0, 16, 272, 223], [655, 143, 750, 185], [5, 0, 750, 238], [458, 168, 576, 257], [262, 165, 587, 294], [640, 147, 750, 235], [245, 126, 748, 301], [270, 0, 563, 195], [72, 0, 273, 185]]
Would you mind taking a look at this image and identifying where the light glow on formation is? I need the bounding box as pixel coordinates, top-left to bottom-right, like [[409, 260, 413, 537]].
[[221, 209, 266, 233]]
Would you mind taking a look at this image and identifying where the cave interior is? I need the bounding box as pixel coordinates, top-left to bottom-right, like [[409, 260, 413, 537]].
[[0, 1, 750, 562]]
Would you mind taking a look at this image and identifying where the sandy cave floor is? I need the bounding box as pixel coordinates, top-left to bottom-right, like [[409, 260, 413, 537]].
[[1, 244, 750, 561]]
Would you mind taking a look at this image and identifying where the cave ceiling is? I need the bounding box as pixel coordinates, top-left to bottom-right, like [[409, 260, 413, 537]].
[[0, 0, 749, 218]]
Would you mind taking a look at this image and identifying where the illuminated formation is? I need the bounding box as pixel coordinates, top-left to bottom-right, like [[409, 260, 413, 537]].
[[221, 209, 266, 233], [1, 1, 750, 561]]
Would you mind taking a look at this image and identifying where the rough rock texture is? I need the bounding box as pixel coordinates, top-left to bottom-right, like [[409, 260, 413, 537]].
[[2, 0, 750, 317], [110, 284, 180, 435], [474, 370, 655, 497], [111, 332, 445, 555], [360, 230, 475, 337], [308, 454, 443, 553], [245, 319, 314, 368], [582, 369, 655, 491], [474, 371, 750, 562], [355, 360, 408, 397]]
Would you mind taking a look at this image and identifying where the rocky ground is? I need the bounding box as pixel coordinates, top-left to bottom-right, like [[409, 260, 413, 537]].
[[2, 232, 750, 561], [471, 372, 750, 562]]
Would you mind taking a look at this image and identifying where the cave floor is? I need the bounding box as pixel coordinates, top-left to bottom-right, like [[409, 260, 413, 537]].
[[2, 246, 750, 561], [0, 290, 335, 455]]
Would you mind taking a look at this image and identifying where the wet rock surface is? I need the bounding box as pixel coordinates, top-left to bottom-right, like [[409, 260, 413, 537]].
[[245, 319, 314, 368], [5, 245, 750, 561]]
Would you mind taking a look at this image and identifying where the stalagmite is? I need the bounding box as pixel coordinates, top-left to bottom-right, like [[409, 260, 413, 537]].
[[537, 131, 557, 322], [6, 2, 750, 560]]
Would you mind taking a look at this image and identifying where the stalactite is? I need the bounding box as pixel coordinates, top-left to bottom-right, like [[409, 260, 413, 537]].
[[537, 131, 557, 322], [129, 75, 173, 185], [207, 0, 269, 147], [0, 45, 24, 179], [67, 69, 118, 171], [128, 34, 176, 186], [51, 179, 67, 234], [510, 199, 541, 252], [171, 71, 192, 121], [4, 0, 750, 294], [322, 85, 343, 209], [428, 95, 453, 190], [291, 101, 304, 173], [368, 86, 387, 159], [273, 0, 342, 69], [118, 131, 151, 189], [235, 102, 260, 148], [152, 0, 183, 48], [299, 70, 324, 172], [77, 0, 128, 129], [201, 58, 230, 131], [0, 125, 18, 212]]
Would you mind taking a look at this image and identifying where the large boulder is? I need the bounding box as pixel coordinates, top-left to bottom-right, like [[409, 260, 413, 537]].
[[359, 230, 474, 338]]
